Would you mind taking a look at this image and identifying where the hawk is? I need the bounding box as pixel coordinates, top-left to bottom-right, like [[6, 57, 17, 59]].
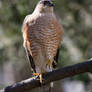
[[22, 0, 63, 91]]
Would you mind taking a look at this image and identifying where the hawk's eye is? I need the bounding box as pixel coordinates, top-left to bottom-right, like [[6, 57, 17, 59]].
[[43, 1, 54, 7], [39, 0, 54, 7], [43, 1, 50, 5]]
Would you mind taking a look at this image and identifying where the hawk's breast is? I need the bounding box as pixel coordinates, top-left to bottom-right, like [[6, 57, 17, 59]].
[[28, 13, 62, 62]]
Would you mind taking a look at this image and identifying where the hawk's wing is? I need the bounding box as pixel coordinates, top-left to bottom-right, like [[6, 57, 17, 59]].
[[53, 48, 60, 68], [22, 15, 36, 73]]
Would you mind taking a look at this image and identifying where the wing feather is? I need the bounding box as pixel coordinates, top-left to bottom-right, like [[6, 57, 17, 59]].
[[22, 16, 36, 73], [25, 42, 36, 72], [52, 48, 60, 68]]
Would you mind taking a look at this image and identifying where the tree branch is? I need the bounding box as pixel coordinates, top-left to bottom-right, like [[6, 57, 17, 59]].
[[1, 59, 92, 92]]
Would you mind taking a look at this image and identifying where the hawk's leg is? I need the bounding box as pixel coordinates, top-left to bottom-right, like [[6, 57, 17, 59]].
[[33, 73, 43, 83], [46, 60, 53, 71], [53, 60, 57, 65]]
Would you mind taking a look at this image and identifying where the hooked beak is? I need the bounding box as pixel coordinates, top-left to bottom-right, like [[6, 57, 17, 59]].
[[49, 2, 54, 7]]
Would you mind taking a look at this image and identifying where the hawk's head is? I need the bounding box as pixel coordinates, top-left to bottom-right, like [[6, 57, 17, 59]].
[[35, 0, 54, 13]]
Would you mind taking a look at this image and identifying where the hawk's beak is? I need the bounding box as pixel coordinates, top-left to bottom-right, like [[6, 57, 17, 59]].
[[49, 2, 54, 7]]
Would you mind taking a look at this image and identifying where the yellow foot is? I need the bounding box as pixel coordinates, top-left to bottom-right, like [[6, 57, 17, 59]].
[[53, 60, 57, 65], [33, 73, 40, 76], [47, 60, 52, 66], [33, 73, 43, 83]]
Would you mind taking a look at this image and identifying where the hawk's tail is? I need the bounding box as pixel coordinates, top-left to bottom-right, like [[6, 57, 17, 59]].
[[39, 82, 53, 92]]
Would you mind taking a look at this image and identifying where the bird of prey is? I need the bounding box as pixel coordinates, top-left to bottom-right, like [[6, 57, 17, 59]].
[[22, 0, 63, 91]]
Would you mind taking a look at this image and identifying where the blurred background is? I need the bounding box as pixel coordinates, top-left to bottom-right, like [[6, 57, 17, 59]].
[[0, 0, 92, 92]]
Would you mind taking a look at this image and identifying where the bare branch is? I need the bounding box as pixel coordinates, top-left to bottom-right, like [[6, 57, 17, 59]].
[[1, 59, 92, 92]]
